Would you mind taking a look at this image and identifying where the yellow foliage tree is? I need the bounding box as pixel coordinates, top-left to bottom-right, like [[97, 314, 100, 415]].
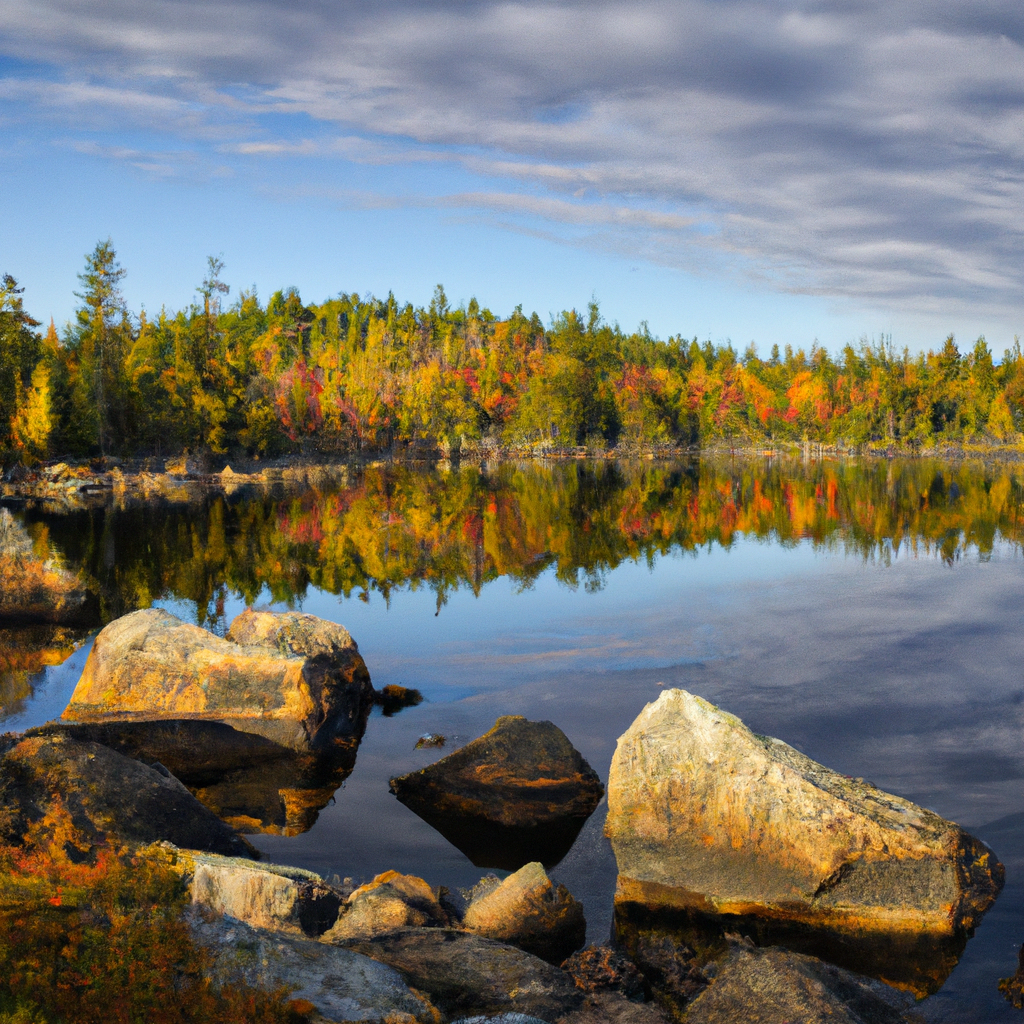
[[10, 361, 53, 464]]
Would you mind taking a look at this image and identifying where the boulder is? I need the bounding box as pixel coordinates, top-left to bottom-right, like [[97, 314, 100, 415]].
[[390, 716, 604, 870], [337, 927, 583, 1019], [62, 607, 374, 751], [462, 861, 585, 964], [185, 851, 341, 936], [46, 718, 359, 835], [189, 910, 439, 1024], [605, 689, 1004, 996], [560, 946, 646, 1001], [324, 870, 449, 941], [0, 732, 255, 858], [681, 943, 922, 1024], [0, 509, 98, 625]]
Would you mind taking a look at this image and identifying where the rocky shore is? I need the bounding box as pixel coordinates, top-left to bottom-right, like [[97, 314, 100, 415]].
[[0, 607, 1010, 1022]]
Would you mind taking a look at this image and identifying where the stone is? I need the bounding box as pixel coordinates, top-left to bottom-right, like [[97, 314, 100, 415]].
[[462, 861, 585, 964], [62, 607, 374, 751], [0, 509, 98, 625], [0, 732, 255, 858], [560, 946, 646, 1001], [998, 945, 1024, 1008], [337, 927, 583, 1020], [41, 717, 359, 836], [616, 931, 706, 1017], [681, 944, 923, 1024], [557, 994, 670, 1024], [324, 870, 449, 941], [189, 910, 439, 1024], [164, 454, 205, 478], [185, 851, 341, 936], [605, 689, 1004, 996], [390, 716, 604, 870]]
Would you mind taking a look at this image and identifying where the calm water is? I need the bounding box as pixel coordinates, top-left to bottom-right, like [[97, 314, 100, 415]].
[[4, 457, 1024, 1021]]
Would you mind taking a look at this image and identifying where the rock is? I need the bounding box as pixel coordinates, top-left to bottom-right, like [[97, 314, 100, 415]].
[[41, 718, 359, 835], [62, 607, 374, 751], [560, 946, 646, 1001], [390, 716, 604, 870], [998, 946, 1024, 1008], [605, 689, 1004, 995], [164, 454, 205, 478], [337, 927, 583, 1020], [0, 509, 98, 625], [452, 1016, 551, 1024], [375, 684, 424, 716], [0, 733, 255, 858], [617, 931, 706, 1016], [462, 861, 585, 964], [681, 943, 923, 1024], [189, 910, 438, 1024], [557, 994, 670, 1024], [185, 851, 341, 936], [324, 870, 449, 940]]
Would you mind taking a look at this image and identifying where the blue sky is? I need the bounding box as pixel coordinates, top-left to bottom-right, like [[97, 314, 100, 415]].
[[3, 1, 1024, 354]]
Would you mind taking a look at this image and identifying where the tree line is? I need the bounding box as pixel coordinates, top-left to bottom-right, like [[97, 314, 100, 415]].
[[3, 240, 1024, 464]]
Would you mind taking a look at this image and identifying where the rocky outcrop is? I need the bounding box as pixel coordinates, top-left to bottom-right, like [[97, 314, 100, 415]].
[[682, 942, 922, 1024], [390, 716, 604, 870], [606, 689, 1004, 996], [49, 715, 360, 835], [462, 861, 585, 964], [0, 732, 255, 858], [62, 607, 374, 751], [189, 910, 439, 1024], [324, 871, 449, 941], [185, 852, 341, 936], [338, 927, 583, 1020], [560, 946, 646, 1001], [0, 509, 98, 625]]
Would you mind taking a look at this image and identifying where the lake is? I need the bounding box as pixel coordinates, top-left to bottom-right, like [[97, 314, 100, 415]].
[[3, 456, 1024, 1021]]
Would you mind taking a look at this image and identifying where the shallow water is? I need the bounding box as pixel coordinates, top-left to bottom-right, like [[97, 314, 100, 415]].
[[4, 457, 1024, 1021]]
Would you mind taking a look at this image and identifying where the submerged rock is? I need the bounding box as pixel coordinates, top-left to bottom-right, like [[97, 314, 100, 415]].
[[0, 732, 255, 858], [337, 927, 583, 1020], [190, 910, 439, 1024], [390, 716, 604, 870], [0, 509, 98, 625], [185, 851, 341, 937], [47, 718, 359, 835], [998, 946, 1024, 1008], [462, 861, 586, 964], [682, 943, 922, 1024], [62, 607, 374, 751], [324, 870, 449, 941], [605, 689, 1004, 996]]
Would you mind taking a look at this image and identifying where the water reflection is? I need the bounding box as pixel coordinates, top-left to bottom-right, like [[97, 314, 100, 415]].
[[0, 625, 89, 720], [46, 719, 362, 836], [12, 457, 1024, 627]]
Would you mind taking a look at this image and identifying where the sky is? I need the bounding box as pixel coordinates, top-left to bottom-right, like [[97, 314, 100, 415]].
[[2, 0, 1024, 354]]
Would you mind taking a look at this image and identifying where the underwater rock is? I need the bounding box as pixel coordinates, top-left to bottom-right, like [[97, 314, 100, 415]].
[[0, 732, 255, 858], [0, 509, 98, 625], [337, 927, 583, 1019], [62, 607, 374, 752], [682, 942, 922, 1024], [462, 861, 585, 964], [324, 870, 449, 941], [605, 689, 1004, 996], [390, 716, 604, 870], [186, 851, 341, 937], [190, 910, 439, 1024]]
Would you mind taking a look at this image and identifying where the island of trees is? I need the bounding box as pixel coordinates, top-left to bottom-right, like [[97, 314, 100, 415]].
[[2, 240, 1023, 465]]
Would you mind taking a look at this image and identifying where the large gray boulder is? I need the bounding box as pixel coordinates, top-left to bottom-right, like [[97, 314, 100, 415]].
[[189, 911, 439, 1024], [62, 607, 374, 751], [337, 927, 583, 1020], [681, 943, 922, 1023], [605, 689, 1003, 995]]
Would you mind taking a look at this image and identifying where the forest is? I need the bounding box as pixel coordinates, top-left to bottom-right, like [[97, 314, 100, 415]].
[[2, 240, 1024, 464]]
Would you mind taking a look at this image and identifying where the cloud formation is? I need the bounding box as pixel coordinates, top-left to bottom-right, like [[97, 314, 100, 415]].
[[3, 0, 1024, 318]]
